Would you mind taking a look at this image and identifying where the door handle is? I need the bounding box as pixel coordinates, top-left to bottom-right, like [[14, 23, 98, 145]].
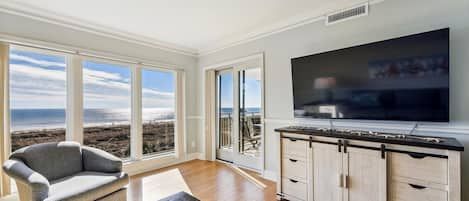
[[289, 179, 298, 183], [343, 140, 348, 153], [289, 138, 297, 142], [343, 175, 349, 189], [408, 152, 427, 159], [338, 140, 342, 152], [409, 183, 427, 190], [289, 158, 298, 162]]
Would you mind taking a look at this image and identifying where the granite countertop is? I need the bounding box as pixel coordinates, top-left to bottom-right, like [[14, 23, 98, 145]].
[[275, 126, 464, 151]]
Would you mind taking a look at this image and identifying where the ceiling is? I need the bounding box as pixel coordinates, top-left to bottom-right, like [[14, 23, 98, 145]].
[[1, 0, 372, 56]]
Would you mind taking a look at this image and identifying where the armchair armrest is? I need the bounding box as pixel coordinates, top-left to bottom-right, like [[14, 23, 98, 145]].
[[82, 146, 123, 173], [2, 159, 50, 200]]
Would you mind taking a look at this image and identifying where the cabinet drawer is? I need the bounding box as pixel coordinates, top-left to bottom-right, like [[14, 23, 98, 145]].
[[282, 157, 307, 180], [282, 178, 307, 201], [390, 152, 448, 185], [282, 138, 308, 158], [390, 181, 447, 201]]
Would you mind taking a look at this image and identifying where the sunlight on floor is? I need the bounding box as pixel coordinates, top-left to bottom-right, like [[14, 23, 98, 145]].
[[227, 165, 267, 189], [0, 194, 18, 201], [128, 168, 192, 201]]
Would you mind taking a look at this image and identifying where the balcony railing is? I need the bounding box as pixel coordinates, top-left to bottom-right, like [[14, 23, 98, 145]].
[[219, 112, 261, 155]]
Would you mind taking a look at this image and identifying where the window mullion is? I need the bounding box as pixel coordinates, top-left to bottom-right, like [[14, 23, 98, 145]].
[[66, 55, 83, 144], [131, 65, 143, 160], [0, 42, 11, 196], [175, 71, 185, 158]]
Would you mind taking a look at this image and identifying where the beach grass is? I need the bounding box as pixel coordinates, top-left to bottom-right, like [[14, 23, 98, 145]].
[[11, 121, 175, 158]]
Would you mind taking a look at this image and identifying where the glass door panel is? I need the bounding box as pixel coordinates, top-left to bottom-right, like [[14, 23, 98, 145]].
[[238, 68, 262, 158], [215, 65, 262, 170], [216, 70, 234, 162]]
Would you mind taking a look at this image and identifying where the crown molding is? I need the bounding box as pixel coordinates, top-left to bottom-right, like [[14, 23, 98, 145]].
[[198, 0, 385, 56], [0, 0, 387, 58], [0, 0, 199, 57]]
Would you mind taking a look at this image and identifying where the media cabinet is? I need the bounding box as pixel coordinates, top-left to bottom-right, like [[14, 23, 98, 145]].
[[275, 127, 464, 201]]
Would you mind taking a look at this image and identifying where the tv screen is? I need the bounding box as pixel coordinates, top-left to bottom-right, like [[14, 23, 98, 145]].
[[291, 28, 449, 122]]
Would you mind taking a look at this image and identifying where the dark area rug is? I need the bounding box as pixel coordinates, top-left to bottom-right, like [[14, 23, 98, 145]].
[[158, 191, 200, 201]]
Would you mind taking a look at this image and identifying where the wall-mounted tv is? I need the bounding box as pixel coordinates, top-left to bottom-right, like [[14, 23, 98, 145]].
[[291, 28, 449, 122]]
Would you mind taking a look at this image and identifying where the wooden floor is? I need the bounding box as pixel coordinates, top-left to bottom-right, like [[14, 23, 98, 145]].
[[128, 159, 277, 201]]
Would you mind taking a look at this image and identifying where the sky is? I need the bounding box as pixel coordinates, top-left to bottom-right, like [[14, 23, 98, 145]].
[[218, 69, 261, 109], [9, 49, 175, 109]]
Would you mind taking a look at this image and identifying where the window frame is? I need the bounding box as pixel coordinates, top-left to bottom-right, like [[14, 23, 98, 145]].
[[81, 57, 133, 159], [7, 45, 71, 150], [5, 45, 185, 162], [139, 65, 184, 159]]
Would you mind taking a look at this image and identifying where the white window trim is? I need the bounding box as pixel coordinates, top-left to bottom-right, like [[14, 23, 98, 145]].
[[131, 65, 143, 160], [66, 55, 83, 143], [4, 44, 186, 174]]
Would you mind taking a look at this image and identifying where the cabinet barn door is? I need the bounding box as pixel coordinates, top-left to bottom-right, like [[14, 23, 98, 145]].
[[311, 142, 343, 201], [343, 147, 387, 201]]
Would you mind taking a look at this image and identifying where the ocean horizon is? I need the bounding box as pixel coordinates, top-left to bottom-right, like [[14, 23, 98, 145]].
[[10, 108, 175, 131], [10, 107, 261, 131]]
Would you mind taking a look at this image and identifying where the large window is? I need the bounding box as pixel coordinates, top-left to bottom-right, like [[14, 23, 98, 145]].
[[142, 69, 176, 156], [9, 49, 67, 151], [83, 61, 131, 158], [6, 45, 182, 161]]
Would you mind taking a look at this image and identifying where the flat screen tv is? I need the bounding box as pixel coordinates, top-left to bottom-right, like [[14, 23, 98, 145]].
[[291, 28, 449, 122]]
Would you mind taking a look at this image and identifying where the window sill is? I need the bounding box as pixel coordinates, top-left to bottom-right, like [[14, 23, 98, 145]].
[[123, 151, 176, 165], [122, 151, 183, 176]]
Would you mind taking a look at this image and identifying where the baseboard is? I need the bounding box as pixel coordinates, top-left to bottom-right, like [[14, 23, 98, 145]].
[[185, 152, 203, 161], [196, 152, 206, 160], [262, 170, 277, 182]]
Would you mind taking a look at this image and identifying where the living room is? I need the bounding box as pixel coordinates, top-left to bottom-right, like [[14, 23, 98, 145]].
[[1, 0, 468, 200]]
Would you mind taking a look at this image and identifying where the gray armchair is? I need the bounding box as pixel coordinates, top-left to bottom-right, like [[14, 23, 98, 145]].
[[2, 142, 129, 201]]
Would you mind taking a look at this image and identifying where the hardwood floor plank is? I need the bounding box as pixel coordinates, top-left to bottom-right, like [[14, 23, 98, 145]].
[[128, 160, 277, 201]]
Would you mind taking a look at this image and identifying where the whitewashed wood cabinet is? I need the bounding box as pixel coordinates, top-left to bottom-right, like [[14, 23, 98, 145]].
[[276, 132, 462, 201]]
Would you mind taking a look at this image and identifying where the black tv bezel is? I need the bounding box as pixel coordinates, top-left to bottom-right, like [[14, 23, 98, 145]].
[[290, 28, 450, 122]]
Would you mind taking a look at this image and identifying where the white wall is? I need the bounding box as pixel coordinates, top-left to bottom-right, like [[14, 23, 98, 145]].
[[0, 12, 202, 154], [199, 0, 469, 199]]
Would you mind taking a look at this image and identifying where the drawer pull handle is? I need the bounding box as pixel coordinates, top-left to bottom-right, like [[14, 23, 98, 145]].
[[409, 184, 427, 190], [289, 159, 298, 162], [289, 179, 298, 183], [408, 152, 427, 159], [289, 138, 297, 142]]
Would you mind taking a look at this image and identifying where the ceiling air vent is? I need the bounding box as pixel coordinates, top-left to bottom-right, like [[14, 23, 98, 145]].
[[326, 3, 369, 26]]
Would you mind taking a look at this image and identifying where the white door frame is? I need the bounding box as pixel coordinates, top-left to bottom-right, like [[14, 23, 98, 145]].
[[203, 53, 265, 172], [215, 68, 234, 162]]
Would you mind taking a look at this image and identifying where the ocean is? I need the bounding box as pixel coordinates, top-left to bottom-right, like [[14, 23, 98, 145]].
[[10, 107, 261, 131], [10, 108, 175, 131], [220, 107, 261, 114]]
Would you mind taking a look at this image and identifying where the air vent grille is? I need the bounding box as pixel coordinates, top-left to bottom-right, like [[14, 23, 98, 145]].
[[326, 4, 369, 25]]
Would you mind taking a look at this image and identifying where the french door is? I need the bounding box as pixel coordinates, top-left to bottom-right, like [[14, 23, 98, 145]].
[[215, 65, 263, 170]]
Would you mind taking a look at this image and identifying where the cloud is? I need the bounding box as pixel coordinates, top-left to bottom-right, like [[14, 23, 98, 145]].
[[10, 53, 66, 68], [9, 54, 175, 109], [10, 64, 66, 81], [83, 68, 124, 81]]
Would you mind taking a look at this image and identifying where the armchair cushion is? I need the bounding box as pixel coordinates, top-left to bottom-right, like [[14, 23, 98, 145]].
[[3, 142, 129, 201], [45, 171, 128, 201], [9, 142, 83, 181], [82, 146, 123, 173], [2, 159, 50, 200]]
